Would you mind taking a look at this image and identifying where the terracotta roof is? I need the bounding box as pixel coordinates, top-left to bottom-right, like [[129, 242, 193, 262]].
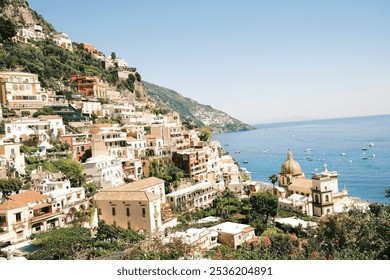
[[243, 226, 255, 233], [108, 177, 164, 192], [0, 199, 26, 210], [8, 191, 48, 204], [94, 191, 159, 202]]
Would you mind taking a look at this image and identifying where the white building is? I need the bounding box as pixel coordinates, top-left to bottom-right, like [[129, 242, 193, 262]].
[[166, 181, 216, 212], [5, 116, 66, 143], [53, 32, 73, 51], [82, 101, 102, 115], [0, 189, 88, 246], [209, 221, 256, 249], [163, 227, 218, 258], [83, 155, 125, 190]]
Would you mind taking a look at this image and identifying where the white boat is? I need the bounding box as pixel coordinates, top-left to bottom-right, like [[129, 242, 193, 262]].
[[235, 151, 240, 154], [243, 160, 248, 164], [362, 152, 368, 160], [340, 152, 347, 156], [263, 149, 269, 153], [371, 154, 376, 158], [369, 143, 374, 147]]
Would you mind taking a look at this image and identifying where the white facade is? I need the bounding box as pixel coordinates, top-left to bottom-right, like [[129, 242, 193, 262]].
[[83, 155, 125, 190], [53, 32, 73, 51], [163, 227, 218, 258], [166, 181, 216, 212], [82, 101, 102, 115], [5, 116, 66, 143], [0, 189, 88, 245], [210, 222, 256, 249]]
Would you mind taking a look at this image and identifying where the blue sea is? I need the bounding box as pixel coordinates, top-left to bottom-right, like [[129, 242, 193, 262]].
[[213, 115, 390, 204]]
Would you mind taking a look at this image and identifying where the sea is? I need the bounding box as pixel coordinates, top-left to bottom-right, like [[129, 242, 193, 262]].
[[213, 114, 390, 204]]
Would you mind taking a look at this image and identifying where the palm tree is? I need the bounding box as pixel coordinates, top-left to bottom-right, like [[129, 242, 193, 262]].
[[268, 174, 278, 196]]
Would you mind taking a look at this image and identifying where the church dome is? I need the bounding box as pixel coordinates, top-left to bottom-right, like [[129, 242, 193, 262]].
[[280, 150, 302, 175]]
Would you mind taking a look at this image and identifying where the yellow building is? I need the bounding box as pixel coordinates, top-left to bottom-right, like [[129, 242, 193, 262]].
[[94, 177, 176, 234], [277, 150, 349, 217], [0, 71, 49, 110]]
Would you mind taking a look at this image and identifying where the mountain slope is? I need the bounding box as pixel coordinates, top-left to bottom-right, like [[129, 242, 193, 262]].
[[144, 82, 255, 133], [0, 0, 255, 133]]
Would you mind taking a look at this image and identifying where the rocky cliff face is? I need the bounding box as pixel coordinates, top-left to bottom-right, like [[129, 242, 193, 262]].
[[0, 0, 55, 33]]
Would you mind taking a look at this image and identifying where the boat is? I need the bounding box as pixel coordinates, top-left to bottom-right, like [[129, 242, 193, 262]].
[[340, 152, 347, 156], [305, 148, 312, 152], [235, 151, 240, 154], [224, 144, 229, 146], [361, 147, 367, 151], [369, 143, 374, 147], [371, 154, 376, 158], [263, 149, 269, 153], [349, 160, 353, 163], [243, 160, 248, 164], [362, 152, 368, 160]]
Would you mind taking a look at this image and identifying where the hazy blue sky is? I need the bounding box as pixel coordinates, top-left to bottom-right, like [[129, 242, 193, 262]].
[[27, 0, 390, 124]]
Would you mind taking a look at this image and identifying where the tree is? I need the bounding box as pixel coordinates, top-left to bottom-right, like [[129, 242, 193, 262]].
[[111, 52, 116, 60], [124, 237, 193, 260], [386, 188, 390, 198], [80, 148, 92, 163], [0, 17, 17, 42], [199, 127, 212, 142], [249, 191, 278, 224], [96, 221, 145, 244], [32, 107, 55, 118], [0, 178, 23, 200], [52, 159, 85, 188], [309, 207, 390, 259], [212, 190, 241, 220], [28, 227, 93, 260], [268, 174, 278, 195]]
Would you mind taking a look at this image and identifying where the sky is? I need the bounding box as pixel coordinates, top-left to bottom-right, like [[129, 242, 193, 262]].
[[27, 0, 390, 125]]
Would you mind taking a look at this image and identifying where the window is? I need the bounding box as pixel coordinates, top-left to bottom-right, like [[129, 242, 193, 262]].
[[127, 222, 131, 229], [11, 148, 15, 155], [15, 212, 21, 222], [142, 208, 146, 217], [98, 208, 102, 215], [112, 207, 116, 216], [81, 146, 85, 152], [325, 195, 329, 202], [76, 147, 80, 153], [126, 207, 130, 217], [6, 127, 11, 134]]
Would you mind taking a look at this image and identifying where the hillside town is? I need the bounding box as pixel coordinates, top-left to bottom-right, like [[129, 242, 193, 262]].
[[0, 67, 370, 259], [0, 3, 386, 261]]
